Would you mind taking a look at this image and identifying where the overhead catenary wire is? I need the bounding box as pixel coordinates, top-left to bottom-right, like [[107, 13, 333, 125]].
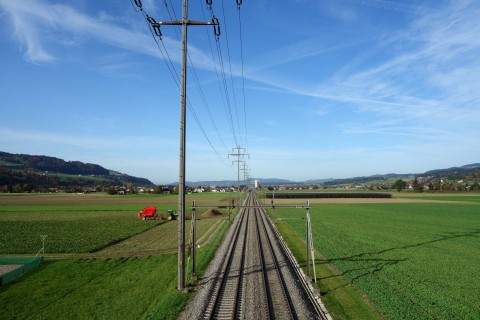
[[237, 2, 248, 152]]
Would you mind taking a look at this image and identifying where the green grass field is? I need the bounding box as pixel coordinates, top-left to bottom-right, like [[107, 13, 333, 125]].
[[5, 192, 478, 319], [0, 229, 227, 320], [271, 199, 480, 319], [0, 193, 231, 254], [394, 192, 480, 203], [0, 193, 232, 319]]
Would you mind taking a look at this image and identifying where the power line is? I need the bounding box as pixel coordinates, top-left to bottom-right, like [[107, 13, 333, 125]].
[[214, 36, 239, 146], [133, 0, 228, 166], [220, 0, 243, 147], [200, 0, 249, 180], [201, 1, 241, 148], [237, 3, 249, 151], [164, 0, 230, 152]]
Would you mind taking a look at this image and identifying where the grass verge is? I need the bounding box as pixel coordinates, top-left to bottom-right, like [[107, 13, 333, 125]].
[[0, 216, 231, 319], [271, 211, 383, 319], [272, 202, 480, 319]]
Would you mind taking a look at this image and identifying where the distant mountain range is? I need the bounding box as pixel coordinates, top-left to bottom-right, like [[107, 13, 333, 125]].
[[1, 151, 478, 190], [321, 163, 480, 186], [0, 151, 153, 190], [182, 178, 296, 187], [180, 163, 480, 186]]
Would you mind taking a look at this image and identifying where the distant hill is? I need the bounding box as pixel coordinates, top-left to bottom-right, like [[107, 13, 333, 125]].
[[179, 163, 480, 187], [171, 178, 297, 187], [423, 163, 480, 177], [3, 150, 477, 192], [320, 164, 480, 186], [0, 151, 153, 191]]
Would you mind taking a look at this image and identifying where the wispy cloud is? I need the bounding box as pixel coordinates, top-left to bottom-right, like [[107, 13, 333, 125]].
[[248, 1, 480, 139], [336, 0, 431, 14], [0, 0, 212, 67], [253, 38, 362, 72]]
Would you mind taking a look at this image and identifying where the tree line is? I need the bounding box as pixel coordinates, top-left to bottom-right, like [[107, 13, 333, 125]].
[[394, 178, 480, 192]]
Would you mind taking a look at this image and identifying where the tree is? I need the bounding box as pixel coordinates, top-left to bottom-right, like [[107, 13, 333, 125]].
[[413, 177, 423, 193], [472, 181, 480, 191], [153, 185, 163, 194], [393, 179, 407, 192]]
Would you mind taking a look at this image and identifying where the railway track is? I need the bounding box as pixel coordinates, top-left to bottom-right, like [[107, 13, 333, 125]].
[[183, 192, 330, 320]]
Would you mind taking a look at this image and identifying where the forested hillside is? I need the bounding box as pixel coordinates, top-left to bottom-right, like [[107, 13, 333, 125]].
[[0, 151, 153, 192]]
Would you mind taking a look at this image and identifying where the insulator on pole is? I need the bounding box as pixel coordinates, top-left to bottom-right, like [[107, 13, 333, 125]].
[[212, 16, 220, 39], [206, 0, 213, 9], [153, 25, 162, 38], [147, 16, 162, 38]]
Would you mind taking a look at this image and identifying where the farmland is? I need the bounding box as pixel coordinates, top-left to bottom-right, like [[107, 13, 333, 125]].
[[0, 193, 230, 255], [0, 192, 231, 319], [270, 196, 480, 319], [3, 192, 480, 319], [394, 192, 480, 203]]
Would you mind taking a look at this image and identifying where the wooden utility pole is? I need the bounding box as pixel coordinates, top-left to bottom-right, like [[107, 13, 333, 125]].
[[150, 0, 218, 291], [191, 200, 196, 278], [305, 200, 317, 282]]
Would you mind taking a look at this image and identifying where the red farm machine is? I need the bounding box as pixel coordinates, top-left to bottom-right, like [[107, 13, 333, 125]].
[[137, 206, 159, 220], [137, 206, 177, 220]]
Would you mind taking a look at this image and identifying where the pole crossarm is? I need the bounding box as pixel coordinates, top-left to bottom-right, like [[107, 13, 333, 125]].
[[152, 20, 218, 26]]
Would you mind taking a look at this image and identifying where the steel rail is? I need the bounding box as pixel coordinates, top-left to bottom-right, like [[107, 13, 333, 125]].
[[254, 197, 296, 319], [249, 197, 272, 319], [254, 210, 290, 318], [200, 193, 330, 320], [258, 201, 330, 319], [206, 199, 249, 319]]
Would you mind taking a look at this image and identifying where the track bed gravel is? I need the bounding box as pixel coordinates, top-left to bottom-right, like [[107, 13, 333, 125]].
[[180, 194, 329, 319]]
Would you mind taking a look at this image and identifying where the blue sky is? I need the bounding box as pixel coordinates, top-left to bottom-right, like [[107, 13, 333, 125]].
[[1, 0, 479, 184]]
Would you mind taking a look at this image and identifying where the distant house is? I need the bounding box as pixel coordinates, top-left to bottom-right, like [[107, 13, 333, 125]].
[[115, 187, 127, 195], [160, 187, 171, 194]]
